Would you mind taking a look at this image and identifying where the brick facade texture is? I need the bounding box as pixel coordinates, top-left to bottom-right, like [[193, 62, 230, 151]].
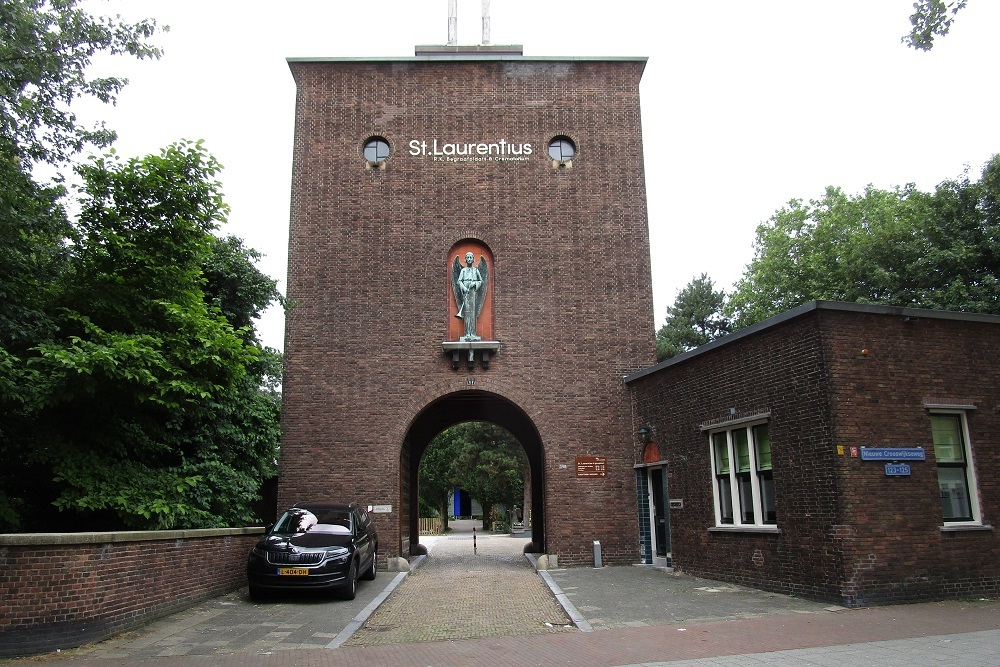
[[0, 530, 260, 657], [628, 304, 1000, 606], [280, 58, 656, 566]]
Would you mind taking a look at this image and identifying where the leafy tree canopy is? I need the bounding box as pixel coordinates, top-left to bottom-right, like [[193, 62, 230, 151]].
[[0, 1, 281, 533], [417, 426, 465, 530], [0, 0, 164, 167], [656, 274, 730, 361], [0, 141, 282, 531], [903, 0, 968, 51], [726, 155, 1000, 328], [419, 422, 527, 530]]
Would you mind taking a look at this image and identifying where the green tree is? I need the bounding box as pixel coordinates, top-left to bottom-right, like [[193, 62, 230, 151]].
[[903, 0, 968, 51], [727, 155, 1000, 328], [0, 0, 163, 167], [656, 274, 730, 361], [453, 423, 527, 530], [0, 2, 281, 532], [418, 427, 465, 531], [0, 139, 73, 527], [1, 142, 281, 531], [419, 422, 527, 531]]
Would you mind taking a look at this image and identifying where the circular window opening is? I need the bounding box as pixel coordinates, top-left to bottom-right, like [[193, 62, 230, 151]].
[[548, 136, 576, 162], [363, 137, 390, 163]]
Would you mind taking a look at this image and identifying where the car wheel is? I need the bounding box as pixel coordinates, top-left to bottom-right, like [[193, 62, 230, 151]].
[[362, 551, 377, 581], [340, 559, 357, 600]]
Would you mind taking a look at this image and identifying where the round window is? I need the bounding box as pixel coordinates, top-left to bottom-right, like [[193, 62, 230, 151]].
[[548, 136, 576, 162], [363, 137, 390, 163]]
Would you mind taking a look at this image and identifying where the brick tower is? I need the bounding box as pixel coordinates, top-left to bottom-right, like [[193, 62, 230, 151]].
[[280, 45, 655, 566]]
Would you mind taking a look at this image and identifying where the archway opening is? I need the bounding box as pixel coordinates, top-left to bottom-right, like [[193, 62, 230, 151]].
[[401, 391, 545, 555]]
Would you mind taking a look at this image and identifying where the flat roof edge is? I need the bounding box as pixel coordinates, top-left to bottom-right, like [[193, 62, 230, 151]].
[[624, 301, 1000, 384], [287, 56, 649, 64]]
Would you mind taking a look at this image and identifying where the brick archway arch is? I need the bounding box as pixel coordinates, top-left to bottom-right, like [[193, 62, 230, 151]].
[[401, 390, 545, 556]]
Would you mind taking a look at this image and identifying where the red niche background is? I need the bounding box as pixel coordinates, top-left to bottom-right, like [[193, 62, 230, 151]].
[[446, 240, 494, 341]]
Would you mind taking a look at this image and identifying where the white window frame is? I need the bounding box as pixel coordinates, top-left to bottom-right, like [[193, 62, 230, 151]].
[[708, 420, 777, 531], [929, 409, 983, 528]]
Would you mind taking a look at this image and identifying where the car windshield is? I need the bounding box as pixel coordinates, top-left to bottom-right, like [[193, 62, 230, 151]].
[[273, 508, 352, 534]]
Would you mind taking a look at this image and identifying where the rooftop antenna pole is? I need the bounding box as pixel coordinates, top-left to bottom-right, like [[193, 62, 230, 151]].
[[448, 0, 458, 45], [482, 0, 491, 45]]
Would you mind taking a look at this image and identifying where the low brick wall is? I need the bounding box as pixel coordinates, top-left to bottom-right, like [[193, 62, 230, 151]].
[[0, 527, 264, 658]]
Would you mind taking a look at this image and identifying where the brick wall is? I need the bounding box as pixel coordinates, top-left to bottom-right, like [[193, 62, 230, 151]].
[[0, 528, 262, 657], [820, 308, 1000, 605], [630, 313, 843, 600], [280, 57, 656, 565], [627, 303, 1000, 605]]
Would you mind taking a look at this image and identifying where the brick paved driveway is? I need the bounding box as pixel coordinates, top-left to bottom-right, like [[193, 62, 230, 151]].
[[344, 523, 573, 645]]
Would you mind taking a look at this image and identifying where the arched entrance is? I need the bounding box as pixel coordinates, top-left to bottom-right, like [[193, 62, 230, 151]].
[[401, 390, 545, 555]]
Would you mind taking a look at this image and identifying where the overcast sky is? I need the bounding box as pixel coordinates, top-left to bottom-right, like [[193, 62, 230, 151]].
[[76, 1, 1000, 351]]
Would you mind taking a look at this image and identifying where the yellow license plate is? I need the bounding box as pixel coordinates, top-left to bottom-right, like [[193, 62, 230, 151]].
[[278, 568, 309, 576]]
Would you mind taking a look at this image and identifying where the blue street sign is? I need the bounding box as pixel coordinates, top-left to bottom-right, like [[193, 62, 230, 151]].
[[885, 463, 912, 476], [860, 447, 926, 461]]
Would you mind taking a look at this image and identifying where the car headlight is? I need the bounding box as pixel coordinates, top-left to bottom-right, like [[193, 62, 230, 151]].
[[324, 547, 349, 562], [251, 546, 266, 558]]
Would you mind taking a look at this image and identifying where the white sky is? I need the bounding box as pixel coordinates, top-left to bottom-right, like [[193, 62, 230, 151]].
[[75, 1, 1000, 351]]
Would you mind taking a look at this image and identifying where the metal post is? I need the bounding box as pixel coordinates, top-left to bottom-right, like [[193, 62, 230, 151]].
[[473, 526, 477, 554], [593, 540, 603, 568], [482, 0, 490, 45], [448, 0, 458, 45]]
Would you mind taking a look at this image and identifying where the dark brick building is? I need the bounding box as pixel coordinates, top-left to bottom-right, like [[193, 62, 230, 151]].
[[280, 46, 999, 604], [626, 302, 1000, 606], [280, 47, 656, 566]]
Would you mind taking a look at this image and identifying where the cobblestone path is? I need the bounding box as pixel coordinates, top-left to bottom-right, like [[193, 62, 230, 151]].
[[344, 522, 574, 646]]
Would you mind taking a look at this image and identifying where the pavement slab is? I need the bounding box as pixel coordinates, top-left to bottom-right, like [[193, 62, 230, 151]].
[[7, 519, 998, 666]]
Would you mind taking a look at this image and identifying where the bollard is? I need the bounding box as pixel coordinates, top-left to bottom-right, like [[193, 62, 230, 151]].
[[593, 540, 602, 568], [473, 526, 477, 554]]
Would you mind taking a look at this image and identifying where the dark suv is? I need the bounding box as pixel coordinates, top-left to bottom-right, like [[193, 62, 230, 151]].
[[246, 502, 378, 601]]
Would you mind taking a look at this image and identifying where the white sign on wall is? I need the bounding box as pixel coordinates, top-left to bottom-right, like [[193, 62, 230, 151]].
[[408, 139, 533, 163]]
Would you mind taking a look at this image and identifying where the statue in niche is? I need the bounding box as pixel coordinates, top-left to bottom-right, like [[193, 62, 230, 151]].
[[452, 251, 489, 342]]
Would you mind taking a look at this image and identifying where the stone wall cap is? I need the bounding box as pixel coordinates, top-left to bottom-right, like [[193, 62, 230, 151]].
[[0, 526, 265, 546]]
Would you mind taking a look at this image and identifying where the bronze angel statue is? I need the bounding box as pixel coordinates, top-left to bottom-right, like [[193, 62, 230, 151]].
[[452, 252, 489, 341]]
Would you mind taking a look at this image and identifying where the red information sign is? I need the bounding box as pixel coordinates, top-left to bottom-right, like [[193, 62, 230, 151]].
[[576, 456, 607, 478]]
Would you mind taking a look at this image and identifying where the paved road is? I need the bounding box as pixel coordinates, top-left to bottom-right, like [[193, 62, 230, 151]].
[[344, 525, 573, 645], [9, 520, 1000, 665]]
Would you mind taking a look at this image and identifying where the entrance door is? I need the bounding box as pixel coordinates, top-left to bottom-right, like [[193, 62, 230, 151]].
[[648, 467, 669, 557]]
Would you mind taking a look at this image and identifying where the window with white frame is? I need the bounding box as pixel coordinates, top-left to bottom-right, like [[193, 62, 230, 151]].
[[930, 411, 980, 524], [710, 422, 776, 527]]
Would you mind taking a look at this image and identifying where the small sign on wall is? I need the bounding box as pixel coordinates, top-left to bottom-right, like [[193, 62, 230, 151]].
[[575, 456, 607, 478], [860, 447, 926, 461], [370, 505, 392, 513]]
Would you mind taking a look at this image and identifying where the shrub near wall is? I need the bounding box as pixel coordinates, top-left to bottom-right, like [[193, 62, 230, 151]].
[[0, 527, 263, 658]]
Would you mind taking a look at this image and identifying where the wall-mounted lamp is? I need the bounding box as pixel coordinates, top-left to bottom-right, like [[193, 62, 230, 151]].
[[638, 425, 652, 443]]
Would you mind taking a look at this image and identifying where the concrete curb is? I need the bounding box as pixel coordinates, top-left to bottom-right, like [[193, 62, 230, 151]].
[[526, 553, 593, 632]]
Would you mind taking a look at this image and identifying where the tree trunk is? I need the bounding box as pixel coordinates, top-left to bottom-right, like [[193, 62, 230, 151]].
[[439, 498, 450, 531]]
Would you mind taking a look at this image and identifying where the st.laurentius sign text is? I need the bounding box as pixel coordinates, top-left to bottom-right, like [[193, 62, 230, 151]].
[[408, 139, 533, 163]]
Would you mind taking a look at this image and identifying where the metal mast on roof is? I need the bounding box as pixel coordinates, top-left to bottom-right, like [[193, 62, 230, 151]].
[[482, 0, 490, 45], [448, 0, 458, 45], [447, 1, 492, 46]]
